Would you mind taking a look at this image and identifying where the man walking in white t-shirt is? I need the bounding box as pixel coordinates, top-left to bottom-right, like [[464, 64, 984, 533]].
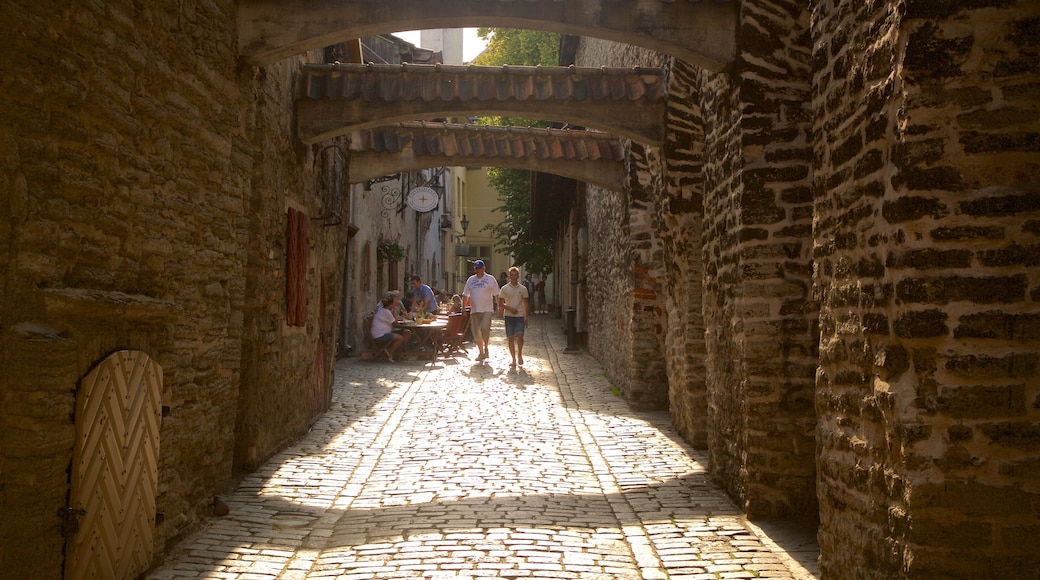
[[499, 266, 530, 367], [462, 259, 499, 361]]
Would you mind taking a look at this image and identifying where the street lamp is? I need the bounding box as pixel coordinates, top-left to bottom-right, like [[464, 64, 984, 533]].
[[454, 214, 470, 295]]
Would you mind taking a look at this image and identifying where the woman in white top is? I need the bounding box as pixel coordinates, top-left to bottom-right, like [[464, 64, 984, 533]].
[[371, 293, 409, 362]]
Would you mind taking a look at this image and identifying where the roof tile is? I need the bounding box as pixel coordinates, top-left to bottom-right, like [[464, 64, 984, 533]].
[[303, 63, 664, 104], [349, 122, 625, 163]]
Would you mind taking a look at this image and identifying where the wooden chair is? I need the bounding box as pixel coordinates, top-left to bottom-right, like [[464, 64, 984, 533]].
[[439, 312, 470, 357], [362, 314, 392, 362]]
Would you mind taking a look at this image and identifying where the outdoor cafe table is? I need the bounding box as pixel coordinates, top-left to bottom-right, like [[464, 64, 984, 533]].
[[395, 318, 448, 359]]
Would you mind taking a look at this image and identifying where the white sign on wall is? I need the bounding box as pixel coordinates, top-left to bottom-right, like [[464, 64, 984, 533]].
[[406, 186, 439, 212]]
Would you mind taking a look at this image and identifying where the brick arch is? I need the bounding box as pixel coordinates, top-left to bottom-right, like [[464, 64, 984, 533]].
[[347, 122, 627, 191], [238, 0, 738, 72], [298, 64, 666, 146]]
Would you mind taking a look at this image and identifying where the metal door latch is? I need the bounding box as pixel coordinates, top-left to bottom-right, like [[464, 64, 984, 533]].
[[58, 507, 87, 539]]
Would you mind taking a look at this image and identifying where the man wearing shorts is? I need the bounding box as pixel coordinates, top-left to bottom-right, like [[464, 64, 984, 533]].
[[462, 259, 499, 361], [499, 266, 530, 367]]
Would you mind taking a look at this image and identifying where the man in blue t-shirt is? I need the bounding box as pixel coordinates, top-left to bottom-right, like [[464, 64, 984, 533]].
[[410, 275, 438, 314]]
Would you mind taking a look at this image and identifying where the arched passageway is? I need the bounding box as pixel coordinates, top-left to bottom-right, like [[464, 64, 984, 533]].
[[239, 0, 738, 71], [5, 0, 1037, 578]]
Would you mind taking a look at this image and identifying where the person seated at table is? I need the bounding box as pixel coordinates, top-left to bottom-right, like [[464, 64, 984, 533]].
[[372, 292, 410, 362], [373, 290, 402, 317], [449, 294, 464, 314], [410, 275, 438, 315]]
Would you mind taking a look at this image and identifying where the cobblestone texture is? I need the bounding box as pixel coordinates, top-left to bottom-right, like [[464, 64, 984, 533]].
[[148, 317, 818, 579]]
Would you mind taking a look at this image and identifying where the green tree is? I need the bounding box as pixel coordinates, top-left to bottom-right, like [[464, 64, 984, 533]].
[[472, 28, 558, 274], [473, 28, 558, 68], [482, 167, 554, 276], [473, 29, 557, 128]]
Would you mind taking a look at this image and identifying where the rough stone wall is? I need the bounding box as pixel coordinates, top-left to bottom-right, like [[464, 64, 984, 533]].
[[234, 124, 342, 473], [812, 0, 1040, 576], [701, 0, 818, 520], [577, 39, 671, 409], [662, 59, 709, 448], [701, 66, 751, 508], [581, 178, 635, 395], [0, 2, 338, 576]]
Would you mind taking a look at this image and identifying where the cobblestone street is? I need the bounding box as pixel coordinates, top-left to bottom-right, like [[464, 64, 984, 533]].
[[149, 317, 819, 579]]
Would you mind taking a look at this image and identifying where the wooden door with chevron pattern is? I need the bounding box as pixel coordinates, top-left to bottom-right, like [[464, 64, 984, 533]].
[[65, 350, 163, 579]]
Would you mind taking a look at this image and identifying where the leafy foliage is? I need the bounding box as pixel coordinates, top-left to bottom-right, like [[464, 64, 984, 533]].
[[471, 28, 559, 275], [482, 167, 554, 276], [377, 239, 406, 262], [473, 28, 559, 68], [473, 29, 558, 128]]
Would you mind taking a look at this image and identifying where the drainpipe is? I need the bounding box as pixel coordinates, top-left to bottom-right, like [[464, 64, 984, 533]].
[[564, 204, 581, 353]]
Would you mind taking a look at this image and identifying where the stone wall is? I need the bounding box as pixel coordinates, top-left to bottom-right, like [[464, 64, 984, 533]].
[[812, 0, 1040, 576], [701, 63, 749, 507], [701, 0, 818, 520], [0, 2, 339, 576], [577, 39, 672, 409], [581, 175, 635, 396], [661, 59, 709, 448]]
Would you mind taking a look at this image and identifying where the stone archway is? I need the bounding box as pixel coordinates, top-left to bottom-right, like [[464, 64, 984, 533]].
[[238, 0, 738, 70]]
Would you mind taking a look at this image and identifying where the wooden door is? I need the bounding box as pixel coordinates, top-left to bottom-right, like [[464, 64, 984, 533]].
[[65, 350, 163, 579]]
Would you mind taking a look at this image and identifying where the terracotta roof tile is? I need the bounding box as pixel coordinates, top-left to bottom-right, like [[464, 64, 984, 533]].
[[349, 122, 625, 163], [303, 63, 664, 103]]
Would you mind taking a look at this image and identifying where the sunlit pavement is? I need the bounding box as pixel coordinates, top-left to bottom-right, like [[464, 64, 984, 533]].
[[149, 316, 820, 579]]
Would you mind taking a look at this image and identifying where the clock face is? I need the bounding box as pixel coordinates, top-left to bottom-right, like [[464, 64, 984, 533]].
[[407, 186, 440, 212]]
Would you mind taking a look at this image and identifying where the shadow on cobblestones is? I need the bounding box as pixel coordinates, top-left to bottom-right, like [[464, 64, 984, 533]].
[[149, 316, 818, 579]]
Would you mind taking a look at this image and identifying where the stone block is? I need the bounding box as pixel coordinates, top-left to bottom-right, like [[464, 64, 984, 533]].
[[978, 243, 1040, 267], [896, 164, 964, 191], [903, 22, 973, 81], [882, 195, 949, 223], [930, 225, 1005, 241], [893, 309, 948, 338], [999, 456, 1040, 479], [912, 480, 1036, 519], [854, 148, 885, 178], [954, 311, 1040, 340], [873, 345, 909, 379], [945, 352, 1038, 379], [978, 421, 1040, 451], [886, 248, 973, 269], [959, 192, 1040, 217], [896, 275, 1027, 304], [961, 131, 1040, 153], [947, 424, 973, 442], [938, 384, 1026, 419]]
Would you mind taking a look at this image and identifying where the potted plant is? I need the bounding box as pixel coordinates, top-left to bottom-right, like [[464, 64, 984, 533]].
[[376, 237, 406, 263]]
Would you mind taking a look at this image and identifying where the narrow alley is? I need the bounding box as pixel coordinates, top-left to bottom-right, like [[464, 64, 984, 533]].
[[148, 317, 819, 579]]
